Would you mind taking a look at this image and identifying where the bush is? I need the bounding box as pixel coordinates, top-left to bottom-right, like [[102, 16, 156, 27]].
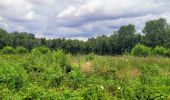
[[0, 60, 25, 91], [53, 49, 70, 74], [136, 85, 168, 99], [82, 85, 110, 100], [165, 49, 170, 57], [32, 46, 50, 54], [22, 84, 60, 99], [152, 46, 167, 56], [85, 53, 95, 61], [1, 46, 15, 54], [15, 46, 28, 54], [131, 44, 151, 57]]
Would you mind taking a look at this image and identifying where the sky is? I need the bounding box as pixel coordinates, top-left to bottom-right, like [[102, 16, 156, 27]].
[[0, 0, 170, 41]]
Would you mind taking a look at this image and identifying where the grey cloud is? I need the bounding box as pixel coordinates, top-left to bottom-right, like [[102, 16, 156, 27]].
[[0, 0, 170, 40]]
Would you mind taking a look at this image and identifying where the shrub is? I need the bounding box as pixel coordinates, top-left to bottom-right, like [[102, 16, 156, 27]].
[[22, 86, 45, 99], [131, 44, 151, 57], [15, 46, 28, 54], [152, 46, 167, 56], [82, 85, 110, 100], [32, 46, 50, 54], [53, 49, 67, 66], [1, 46, 15, 54], [0, 60, 25, 91], [53, 49, 70, 74], [46, 66, 63, 88], [85, 53, 95, 61], [136, 85, 168, 99], [165, 49, 170, 57]]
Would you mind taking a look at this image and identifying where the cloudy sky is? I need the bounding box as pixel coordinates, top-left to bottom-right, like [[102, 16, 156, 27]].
[[0, 0, 170, 40]]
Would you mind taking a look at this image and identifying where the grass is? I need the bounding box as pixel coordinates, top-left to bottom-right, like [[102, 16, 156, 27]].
[[0, 52, 169, 99]]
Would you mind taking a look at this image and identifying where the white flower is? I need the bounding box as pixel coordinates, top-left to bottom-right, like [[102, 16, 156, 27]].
[[118, 87, 121, 89], [100, 86, 104, 90]]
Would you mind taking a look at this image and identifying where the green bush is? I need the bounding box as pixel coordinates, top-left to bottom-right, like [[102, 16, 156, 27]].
[[53, 50, 70, 73], [22, 84, 61, 99], [46, 66, 63, 88], [1, 46, 15, 54], [152, 46, 167, 56], [15, 46, 28, 54], [32, 46, 50, 54], [131, 44, 151, 57], [0, 60, 25, 91], [165, 49, 170, 57], [82, 85, 110, 100], [85, 53, 95, 61], [136, 85, 168, 99]]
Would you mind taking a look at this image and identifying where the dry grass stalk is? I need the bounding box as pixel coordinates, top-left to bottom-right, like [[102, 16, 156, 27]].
[[82, 61, 93, 74]]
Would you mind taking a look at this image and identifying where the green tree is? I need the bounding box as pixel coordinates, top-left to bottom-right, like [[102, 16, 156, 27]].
[[142, 18, 168, 47], [163, 28, 170, 48], [117, 24, 136, 53]]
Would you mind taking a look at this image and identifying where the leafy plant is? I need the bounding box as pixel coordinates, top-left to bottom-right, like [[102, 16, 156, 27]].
[[1, 46, 15, 54], [85, 53, 95, 61], [0, 60, 25, 92], [131, 44, 151, 57], [165, 49, 170, 57], [53, 49, 70, 74], [32, 46, 50, 54], [152, 46, 167, 56], [15, 46, 28, 54]]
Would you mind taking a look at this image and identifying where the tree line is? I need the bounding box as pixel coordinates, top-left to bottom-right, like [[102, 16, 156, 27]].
[[0, 18, 170, 55]]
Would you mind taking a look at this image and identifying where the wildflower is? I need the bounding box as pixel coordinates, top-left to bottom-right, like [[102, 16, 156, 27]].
[[100, 86, 104, 90], [118, 87, 121, 90]]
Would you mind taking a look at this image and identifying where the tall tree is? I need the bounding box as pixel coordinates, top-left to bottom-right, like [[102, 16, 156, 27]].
[[142, 18, 168, 47], [117, 24, 136, 53], [163, 27, 170, 48]]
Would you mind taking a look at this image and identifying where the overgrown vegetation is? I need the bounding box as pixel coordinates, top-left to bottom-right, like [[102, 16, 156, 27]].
[[152, 46, 167, 56], [0, 47, 169, 99], [131, 44, 170, 57], [131, 44, 151, 57], [15, 46, 28, 54], [1, 46, 15, 54]]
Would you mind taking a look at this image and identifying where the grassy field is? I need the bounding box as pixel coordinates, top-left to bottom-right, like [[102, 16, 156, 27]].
[[0, 50, 170, 99]]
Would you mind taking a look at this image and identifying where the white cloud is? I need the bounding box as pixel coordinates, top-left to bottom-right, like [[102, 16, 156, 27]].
[[25, 11, 35, 20], [57, 0, 167, 19], [0, 0, 170, 40], [0, 16, 3, 21], [0, 0, 34, 22], [28, 0, 56, 5], [58, 6, 77, 18], [66, 37, 88, 41]]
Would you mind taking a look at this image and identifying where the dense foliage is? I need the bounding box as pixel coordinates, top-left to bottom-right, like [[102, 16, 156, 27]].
[[1, 46, 15, 54], [0, 18, 170, 55], [152, 46, 167, 56], [131, 44, 170, 57], [131, 44, 151, 57], [15, 46, 28, 54], [0, 48, 169, 99]]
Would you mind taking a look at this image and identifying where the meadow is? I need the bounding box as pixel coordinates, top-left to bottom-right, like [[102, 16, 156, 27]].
[[0, 47, 169, 100]]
